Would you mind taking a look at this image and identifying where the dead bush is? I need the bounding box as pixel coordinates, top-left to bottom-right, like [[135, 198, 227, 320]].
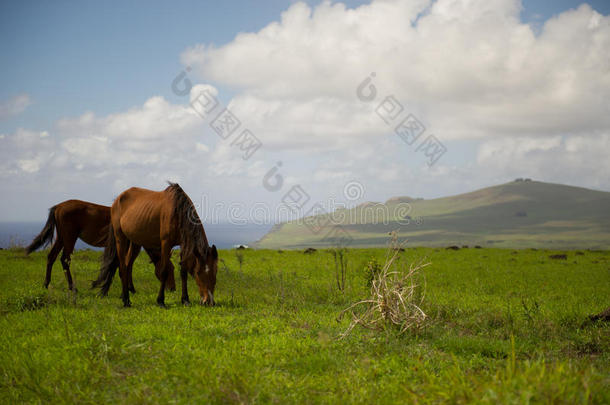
[[337, 233, 429, 338]]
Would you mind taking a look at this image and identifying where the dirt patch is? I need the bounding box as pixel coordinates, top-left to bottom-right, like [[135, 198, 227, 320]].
[[589, 307, 610, 322]]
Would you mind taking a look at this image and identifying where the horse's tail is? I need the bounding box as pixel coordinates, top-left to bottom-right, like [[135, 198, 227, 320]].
[[91, 223, 118, 295], [25, 206, 57, 255]]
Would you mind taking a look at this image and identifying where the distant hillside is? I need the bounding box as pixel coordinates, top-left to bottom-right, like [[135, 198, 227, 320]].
[[255, 180, 610, 249]]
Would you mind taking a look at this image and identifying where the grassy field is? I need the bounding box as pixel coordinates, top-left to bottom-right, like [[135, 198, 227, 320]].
[[0, 246, 609, 403]]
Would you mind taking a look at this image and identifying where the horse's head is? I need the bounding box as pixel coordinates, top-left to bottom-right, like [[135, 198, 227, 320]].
[[193, 244, 218, 306]]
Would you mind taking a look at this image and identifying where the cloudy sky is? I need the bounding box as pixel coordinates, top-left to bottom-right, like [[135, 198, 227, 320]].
[[1, 0, 609, 222]]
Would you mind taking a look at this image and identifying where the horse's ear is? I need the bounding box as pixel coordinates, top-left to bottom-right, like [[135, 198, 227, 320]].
[[211, 244, 218, 260]]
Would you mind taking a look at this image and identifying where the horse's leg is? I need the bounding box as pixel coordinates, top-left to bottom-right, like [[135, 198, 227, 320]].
[[166, 259, 176, 292], [163, 252, 176, 292], [126, 243, 141, 294], [44, 239, 63, 288], [99, 255, 119, 297], [60, 231, 78, 291], [155, 241, 172, 307], [180, 265, 190, 305], [144, 248, 161, 280], [144, 248, 176, 292], [115, 230, 131, 307]]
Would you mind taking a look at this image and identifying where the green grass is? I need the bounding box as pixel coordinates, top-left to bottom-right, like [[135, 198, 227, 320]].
[[0, 247, 609, 403]]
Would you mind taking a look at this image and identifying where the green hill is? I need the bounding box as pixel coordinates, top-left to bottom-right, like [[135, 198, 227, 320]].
[[255, 180, 610, 249]]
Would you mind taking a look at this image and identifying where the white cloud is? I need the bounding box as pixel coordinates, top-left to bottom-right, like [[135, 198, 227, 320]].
[[0, 94, 32, 120], [18, 159, 43, 173], [0, 128, 55, 176], [177, 0, 610, 199], [477, 133, 610, 189], [0, 92, 219, 192], [55, 95, 211, 175], [226, 93, 382, 151], [477, 136, 563, 166], [195, 142, 209, 152], [0, 85, 279, 218], [183, 0, 610, 143]]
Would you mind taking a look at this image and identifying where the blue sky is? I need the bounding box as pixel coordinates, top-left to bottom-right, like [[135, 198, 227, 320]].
[[1, 0, 609, 221], [2, 0, 608, 133], [2, 0, 367, 129]]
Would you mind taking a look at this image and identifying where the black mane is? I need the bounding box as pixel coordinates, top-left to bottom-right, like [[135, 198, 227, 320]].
[[166, 182, 209, 259]]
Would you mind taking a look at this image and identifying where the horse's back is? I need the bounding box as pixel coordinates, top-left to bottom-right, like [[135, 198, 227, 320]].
[[112, 187, 171, 248], [114, 187, 168, 212], [54, 200, 110, 246]]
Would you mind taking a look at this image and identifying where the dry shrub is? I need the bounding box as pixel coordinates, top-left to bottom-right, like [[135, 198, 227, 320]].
[[337, 232, 429, 338]]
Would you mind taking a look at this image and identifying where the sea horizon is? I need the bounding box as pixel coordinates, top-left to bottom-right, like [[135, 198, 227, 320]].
[[0, 221, 273, 250]]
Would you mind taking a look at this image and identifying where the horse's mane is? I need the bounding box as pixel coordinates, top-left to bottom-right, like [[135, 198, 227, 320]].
[[166, 182, 209, 259]]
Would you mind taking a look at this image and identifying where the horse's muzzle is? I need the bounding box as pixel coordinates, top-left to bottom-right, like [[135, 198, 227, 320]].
[[200, 292, 215, 306]]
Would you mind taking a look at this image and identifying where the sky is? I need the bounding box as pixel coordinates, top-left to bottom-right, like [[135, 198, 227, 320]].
[[1, 0, 609, 222]]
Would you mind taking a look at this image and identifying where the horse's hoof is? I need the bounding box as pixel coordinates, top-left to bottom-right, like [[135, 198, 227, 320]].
[[123, 301, 131, 308], [182, 299, 190, 306], [157, 302, 167, 309]]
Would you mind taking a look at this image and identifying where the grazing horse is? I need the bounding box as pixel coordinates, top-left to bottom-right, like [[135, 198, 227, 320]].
[[25, 200, 175, 291], [96, 183, 218, 307]]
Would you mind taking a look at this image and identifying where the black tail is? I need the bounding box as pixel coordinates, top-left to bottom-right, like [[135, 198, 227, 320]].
[[25, 206, 57, 255], [91, 223, 118, 295]]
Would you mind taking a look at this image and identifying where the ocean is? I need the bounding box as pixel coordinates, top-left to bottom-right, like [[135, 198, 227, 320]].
[[0, 222, 273, 250]]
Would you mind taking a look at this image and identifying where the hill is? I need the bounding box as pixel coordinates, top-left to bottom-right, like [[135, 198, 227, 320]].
[[255, 180, 610, 249]]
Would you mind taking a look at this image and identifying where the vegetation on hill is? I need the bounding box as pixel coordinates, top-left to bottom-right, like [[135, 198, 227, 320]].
[[256, 180, 610, 249]]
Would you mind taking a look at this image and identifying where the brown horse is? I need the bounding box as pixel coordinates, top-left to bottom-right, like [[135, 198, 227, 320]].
[[96, 183, 218, 307], [26, 200, 175, 291]]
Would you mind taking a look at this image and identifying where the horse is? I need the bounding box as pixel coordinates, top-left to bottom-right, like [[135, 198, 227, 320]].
[[25, 200, 176, 292], [96, 183, 218, 307]]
